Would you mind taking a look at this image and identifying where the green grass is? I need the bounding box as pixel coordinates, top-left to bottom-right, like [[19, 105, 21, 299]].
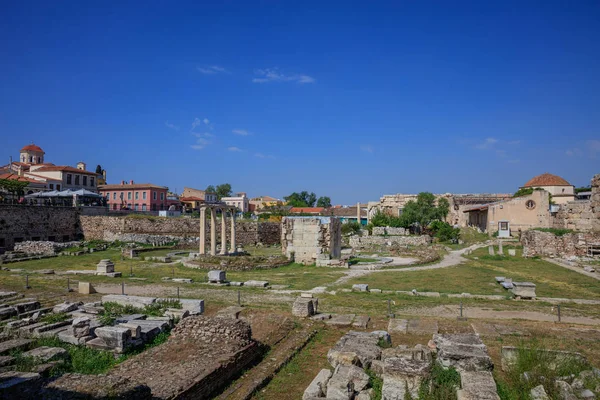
[[140, 249, 187, 258], [345, 246, 600, 299], [418, 362, 460, 400], [532, 227, 574, 236], [41, 312, 70, 324]]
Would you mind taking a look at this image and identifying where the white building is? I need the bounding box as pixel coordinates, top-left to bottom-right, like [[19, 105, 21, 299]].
[[222, 192, 249, 213]]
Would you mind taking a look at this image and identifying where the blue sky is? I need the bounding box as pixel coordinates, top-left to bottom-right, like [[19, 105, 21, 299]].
[[1, 1, 599, 204]]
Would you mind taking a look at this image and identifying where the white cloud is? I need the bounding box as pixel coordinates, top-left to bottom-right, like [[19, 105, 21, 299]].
[[191, 117, 212, 132], [252, 68, 315, 84], [232, 129, 250, 136], [228, 146, 243, 152], [197, 65, 228, 74], [254, 152, 275, 159], [475, 137, 498, 150], [165, 121, 179, 131], [360, 145, 374, 153], [203, 118, 210, 125], [191, 137, 210, 150]]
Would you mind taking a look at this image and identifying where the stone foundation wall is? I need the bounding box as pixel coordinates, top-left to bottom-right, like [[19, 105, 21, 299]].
[[281, 217, 342, 265], [0, 206, 83, 251], [80, 216, 281, 246], [372, 227, 408, 236], [349, 235, 431, 249], [521, 230, 600, 258], [13, 240, 81, 255], [551, 173, 600, 233]]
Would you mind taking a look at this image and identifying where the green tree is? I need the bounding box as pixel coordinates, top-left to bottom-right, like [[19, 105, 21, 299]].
[[398, 192, 450, 228], [205, 185, 216, 193], [215, 183, 232, 200], [284, 191, 317, 207], [316, 196, 332, 208], [0, 179, 30, 203]]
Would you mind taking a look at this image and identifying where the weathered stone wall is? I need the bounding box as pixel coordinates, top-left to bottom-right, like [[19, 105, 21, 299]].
[[350, 234, 431, 249], [521, 230, 600, 258], [80, 216, 281, 246], [551, 174, 600, 233], [372, 226, 408, 236], [0, 206, 83, 251], [281, 216, 342, 265], [13, 240, 80, 255]]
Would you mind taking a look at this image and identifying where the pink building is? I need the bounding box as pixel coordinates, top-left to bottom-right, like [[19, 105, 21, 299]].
[[99, 180, 169, 211]]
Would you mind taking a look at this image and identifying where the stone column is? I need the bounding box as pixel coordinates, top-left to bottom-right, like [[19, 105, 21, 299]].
[[230, 210, 236, 253], [210, 207, 217, 256], [220, 210, 228, 255], [199, 207, 206, 255], [356, 202, 361, 225]]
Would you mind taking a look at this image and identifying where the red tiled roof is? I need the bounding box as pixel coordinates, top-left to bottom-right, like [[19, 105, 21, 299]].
[[34, 166, 99, 175], [289, 207, 325, 214], [523, 173, 572, 187], [20, 144, 44, 153], [24, 173, 62, 182], [0, 173, 45, 184], [99, 183, 168, 190], [180, 196, 205, 202]]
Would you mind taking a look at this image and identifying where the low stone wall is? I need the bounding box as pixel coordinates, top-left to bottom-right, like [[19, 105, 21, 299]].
[[350, 235, 431, 249], [13, 240, 81, 255], [372, 226, 408, 236], [281, 217, 342, 265], [521, 230, 600, 258], [80, 216, 281, 246]]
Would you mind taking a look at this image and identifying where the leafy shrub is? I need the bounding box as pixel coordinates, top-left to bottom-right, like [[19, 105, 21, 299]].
[[430, 221, 460, 243], [341, 221, 361, 236]]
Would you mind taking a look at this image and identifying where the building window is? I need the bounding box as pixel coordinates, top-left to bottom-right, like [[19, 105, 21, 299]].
[[160, 193, 164, 201], [153, 191, 157, 200], [128, 192, 132, 200], [113, 192, 117, 200], [90, 177, 95, 186], [135, 204, 138, 211], [66, 174, 72, 184], [75, 175, 80, 185], [135, 192, 139, 200], [29, 156, 33, 163], [56, 184, 61, 190], [142, 204, 147, 211], [49, 184, 54, 190], [83, 176, 87, 186], [142, 192, 146, 200]]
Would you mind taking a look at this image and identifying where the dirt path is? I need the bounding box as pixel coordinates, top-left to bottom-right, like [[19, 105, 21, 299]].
[[328, 243, 486, 286], [544, 258, 600, 281]]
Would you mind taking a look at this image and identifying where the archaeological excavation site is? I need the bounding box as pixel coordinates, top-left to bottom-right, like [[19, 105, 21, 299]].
[[0, 175, 599, 399]]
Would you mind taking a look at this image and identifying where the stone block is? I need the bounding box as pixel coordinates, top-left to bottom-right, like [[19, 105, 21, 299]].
[[508, 249, 516, 256], [511, 282, 536, 299], [434, 334, 493, 372], [0, 307, 17, 320], [208, 270, 226, 282], [457, 371, 500, 400], [23, 346, 68, 363], [303, 368, 332, 399], [164, 308, 190, 320], [244, 280, 269, 287], [0, 356, 14, 367], [102, 295, 156, 309], [352, 284, 369, 292], [58, 330, 93, 345], [217, 306, 244, 319], [0, 339, 33, 355], [14, 301, 41, 314], [72, 316, 91, 338], [0, 372, 42, 397], [326, 314, 356, 327], [352, 315, 370, 329], [383, 356, 431, 398], [78, 282, 96, 294], [292, 297, 315, 318], [327, 364, 370, 399], [96, 259, 115, 274], [52, 301, 80, 314], [172, 278, 192, 283], [530, 385, 549, 400], [387, 319, 408, 334], [118, 323, 142, 339], [93, 326, 132, 352], [328, 331, 381, 369]]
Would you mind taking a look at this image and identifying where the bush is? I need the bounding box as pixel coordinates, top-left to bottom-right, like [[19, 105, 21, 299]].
[[341, 221, 362, 236]]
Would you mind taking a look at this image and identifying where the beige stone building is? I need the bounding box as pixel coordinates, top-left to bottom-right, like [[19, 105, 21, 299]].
[[519, 173, 575, 204]]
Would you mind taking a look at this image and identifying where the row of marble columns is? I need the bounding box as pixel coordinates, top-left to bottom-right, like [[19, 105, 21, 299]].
[[199, 206, 237, 255]]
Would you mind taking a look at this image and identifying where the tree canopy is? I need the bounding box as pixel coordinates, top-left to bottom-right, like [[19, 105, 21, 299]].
[[316, 196, 332, 208], [284, 191, 317, 207], [370, 192, 450, 228], [205, 183, 232, 200], [0, 179, 30, 202]]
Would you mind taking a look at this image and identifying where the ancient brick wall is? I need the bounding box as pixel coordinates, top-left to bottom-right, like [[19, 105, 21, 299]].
[[80, 216, 281, 246], [281, 216, 342, 265], [0, 205, 83, 251], [521, 230, 600, 257], [551, 173, 600, 233]]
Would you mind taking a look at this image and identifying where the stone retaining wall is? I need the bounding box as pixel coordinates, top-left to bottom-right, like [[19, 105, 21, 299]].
[[521, 230, 600, 258], [281, 217, 342, 265], [551, 173, 600, 233], [350, 235, 431, 249], [0, 206, 83, 251], [80, 216, 281, 246], [372, 226, 409, 236], [13, 241, 81, 255]]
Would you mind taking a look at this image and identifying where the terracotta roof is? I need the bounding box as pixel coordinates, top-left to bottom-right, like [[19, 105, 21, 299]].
[[325, 206, 368, 217], [523, 173, 572, 187], [20, 144, 44, 153], [33, 166, 99, 175], [0, 173, 46, 184], [24, 173, 62, 182], [180, 196, 205, 202], [289, 207, 325, 214]]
